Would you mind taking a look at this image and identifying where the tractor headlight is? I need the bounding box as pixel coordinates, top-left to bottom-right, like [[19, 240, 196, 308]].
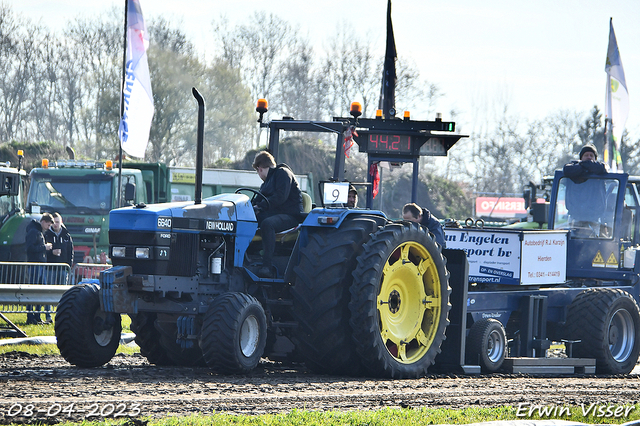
[[112, 246, 126, 257], [135, 247, 150, 259]]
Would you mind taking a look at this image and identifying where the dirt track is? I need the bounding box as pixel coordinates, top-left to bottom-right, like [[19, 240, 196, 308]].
[[1, 352, 639, 423]]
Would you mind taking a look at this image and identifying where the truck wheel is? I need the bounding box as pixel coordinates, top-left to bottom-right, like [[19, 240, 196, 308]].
[[200, 292, 267, 373], [155, 314, 206, 367], [129, 313, 175, 366], [466, 318, 507, 372], [349, 222, 451, 378], [566, 288, 640, 374], [290, 216, 385, 375], [55, 283, 121, 367]]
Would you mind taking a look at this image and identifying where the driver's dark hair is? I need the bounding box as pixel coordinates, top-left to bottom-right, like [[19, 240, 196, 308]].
[[402, 203, 421, 219], [253, 151, 275, 169]]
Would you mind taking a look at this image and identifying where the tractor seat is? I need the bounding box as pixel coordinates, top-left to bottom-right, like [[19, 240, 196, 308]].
[[252, 192, 313, 243]]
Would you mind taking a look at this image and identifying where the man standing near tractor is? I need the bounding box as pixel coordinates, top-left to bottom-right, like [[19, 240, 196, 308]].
[[402, 203, 446, 248], [45, 212, 74, 284]]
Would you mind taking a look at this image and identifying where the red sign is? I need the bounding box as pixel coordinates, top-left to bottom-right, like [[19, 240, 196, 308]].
[[475, 197, 527, 218]]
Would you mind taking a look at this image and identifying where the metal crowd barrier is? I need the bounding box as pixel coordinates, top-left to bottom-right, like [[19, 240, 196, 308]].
[[0, 262, 111, 313]]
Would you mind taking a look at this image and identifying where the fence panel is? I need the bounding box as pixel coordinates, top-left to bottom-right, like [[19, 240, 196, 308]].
[[1, 262, 112, 315]]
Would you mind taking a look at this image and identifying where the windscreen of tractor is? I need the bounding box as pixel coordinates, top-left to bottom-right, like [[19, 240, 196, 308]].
[[0, 193, 19, 224], [554, 176, 619, 239], [29, 175, 112, 213]]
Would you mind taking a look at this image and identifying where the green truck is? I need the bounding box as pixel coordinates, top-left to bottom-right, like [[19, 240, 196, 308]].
[[27, 160, 313, 263], [0, 152, 29, 261]]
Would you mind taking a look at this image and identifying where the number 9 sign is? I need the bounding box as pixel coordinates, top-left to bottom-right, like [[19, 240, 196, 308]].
[[323, 182, 349, 205]]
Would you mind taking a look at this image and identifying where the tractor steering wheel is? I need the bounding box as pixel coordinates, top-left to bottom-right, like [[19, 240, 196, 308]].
[[235, 188, 270, 210]]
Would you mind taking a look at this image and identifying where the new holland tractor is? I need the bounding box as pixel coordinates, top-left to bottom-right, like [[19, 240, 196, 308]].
[[54, 90, 469, 378]]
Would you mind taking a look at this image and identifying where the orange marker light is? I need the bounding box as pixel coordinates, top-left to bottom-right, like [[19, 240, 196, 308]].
[[42, 159, 49, 168], [17, 150, 24, 156], [404, 111, 410, 119], [106, 160, 113, 170], [256, 98, 268, 113], [350, 102, 362, 118], [376, 109, 383, 118]]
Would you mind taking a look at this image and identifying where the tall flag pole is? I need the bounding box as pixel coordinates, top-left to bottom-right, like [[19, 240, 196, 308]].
[[604, 18, 628, 172], [370, 0, 396, 201], [378, 0, 397, 119], [119, 0, 154, 160]]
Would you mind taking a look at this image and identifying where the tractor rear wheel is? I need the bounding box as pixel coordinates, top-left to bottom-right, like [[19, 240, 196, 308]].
[[349, 222, 450, 378], [155, 313, 206, 367], [291, 216, 385, 375], [55, 283, 121, 367], [466, 318, 507, 372], [200, 292, 267, 373], [566, 288, 640, 374], [129, 313, 174, 366]]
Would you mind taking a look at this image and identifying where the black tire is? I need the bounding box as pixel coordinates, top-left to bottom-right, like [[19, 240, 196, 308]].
[[566, 288, 640, 374], [129, 313, 175, 366], [466, 318, 507, 373], [55, 283, 121, 367], [155, 313, 206, 367], [349, 222, 451, 378], [290, 216, 385, 375], [200, 292, 267, 373]]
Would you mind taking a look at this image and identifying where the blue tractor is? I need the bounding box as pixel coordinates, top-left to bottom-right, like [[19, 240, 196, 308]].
[[54, 90, 466, 378]]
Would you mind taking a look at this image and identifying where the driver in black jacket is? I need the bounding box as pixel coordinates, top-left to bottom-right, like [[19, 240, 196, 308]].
[[252, 151, 304, 278]]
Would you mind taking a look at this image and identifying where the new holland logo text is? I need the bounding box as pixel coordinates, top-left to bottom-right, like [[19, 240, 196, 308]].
[[205, 220, 235, 232]]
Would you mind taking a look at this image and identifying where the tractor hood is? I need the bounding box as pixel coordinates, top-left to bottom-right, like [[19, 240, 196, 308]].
[[109, 193, 255, 233]]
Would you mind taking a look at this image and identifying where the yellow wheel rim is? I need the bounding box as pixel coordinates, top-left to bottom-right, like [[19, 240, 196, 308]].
[[377, 241, 441, 364]]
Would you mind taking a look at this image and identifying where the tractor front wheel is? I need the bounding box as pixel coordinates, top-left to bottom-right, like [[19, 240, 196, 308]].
[[55, 283, 121, 367], [349, 222, 450, 378], [200, 292, 267, 373]]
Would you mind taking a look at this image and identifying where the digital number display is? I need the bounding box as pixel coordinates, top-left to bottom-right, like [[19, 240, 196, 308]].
[[366, 134, 413, 154]]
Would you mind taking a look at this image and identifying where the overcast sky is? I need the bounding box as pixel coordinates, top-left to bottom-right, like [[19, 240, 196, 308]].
[[11, 0, 640, 138]]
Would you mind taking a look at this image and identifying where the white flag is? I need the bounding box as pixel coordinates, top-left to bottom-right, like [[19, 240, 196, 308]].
[[604, 18, 628, 171], [119, 0, 154, 159]]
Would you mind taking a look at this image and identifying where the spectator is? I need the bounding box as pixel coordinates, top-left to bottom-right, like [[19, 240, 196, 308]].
[[402, 203, 447, 248], [24, 213, 53, 325], [45, 212, 74, 284]]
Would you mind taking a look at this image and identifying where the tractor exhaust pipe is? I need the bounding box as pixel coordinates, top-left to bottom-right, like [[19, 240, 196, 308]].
[[192, 87, 205, 205]]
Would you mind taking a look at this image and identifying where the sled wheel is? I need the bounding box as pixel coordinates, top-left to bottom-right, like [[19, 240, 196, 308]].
[[129, 312, 175, 366], [290, 216, 385, 375], [566, 288, 640, 374], [466, 318, 507, 372], [55, 283, 121, 367], [350, 222, 451, 378], [200, 292, 267, 373]]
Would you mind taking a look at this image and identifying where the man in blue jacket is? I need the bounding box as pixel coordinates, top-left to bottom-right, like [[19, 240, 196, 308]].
[[402, 203, 446, 248], [252, 151, 304, 278]]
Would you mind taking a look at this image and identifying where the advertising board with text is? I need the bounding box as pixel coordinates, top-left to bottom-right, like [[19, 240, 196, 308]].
[[444, 229, 567, 285]]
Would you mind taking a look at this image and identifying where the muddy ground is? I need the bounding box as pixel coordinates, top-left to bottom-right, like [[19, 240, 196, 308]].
[[1, 353, 639, 424]]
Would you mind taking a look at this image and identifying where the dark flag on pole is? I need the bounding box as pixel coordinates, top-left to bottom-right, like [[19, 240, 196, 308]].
[[378, 0, 397, 118]]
